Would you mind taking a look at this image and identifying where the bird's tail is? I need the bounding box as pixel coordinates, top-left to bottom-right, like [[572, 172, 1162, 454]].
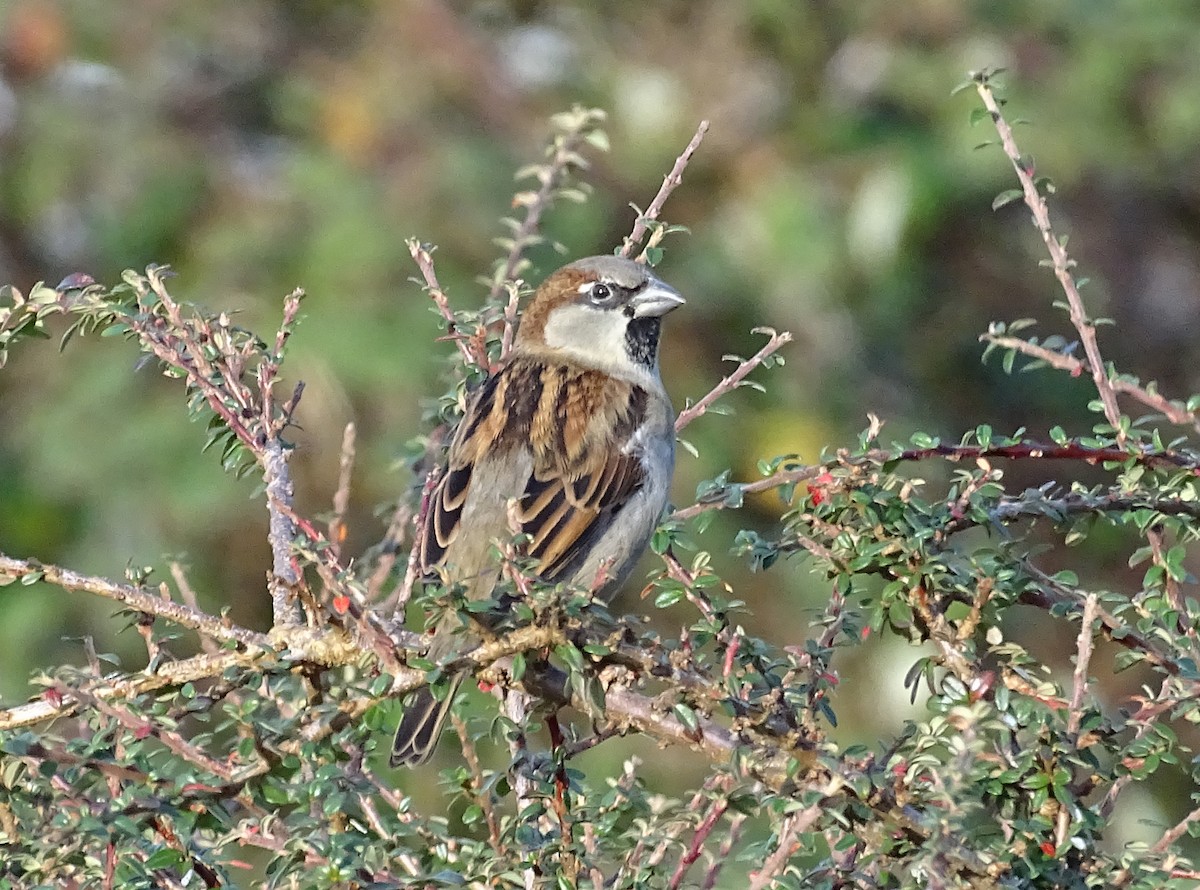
[[389, 673, 465, 768]]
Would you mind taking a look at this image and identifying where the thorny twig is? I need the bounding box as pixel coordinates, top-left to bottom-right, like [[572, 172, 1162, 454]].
[[1099, 676, 1174, 820], [1152, 801, 1200, 856], [670, 438, 1200, 523], [667, 777, 731, 890], [407, 238, 487, 369], [328, 422, 357, 563], [675, 327, 792, 432], [131, 271, 309, 627], [367, 498, 414, 602], [65, 682, 266, 783], [1146, 523, 1200, 655], [489, 111, 605, 305], [1067, 593, 1099, 740], [488, 109, 611, 359], [169, 561, 219, 656], [1055, 592, 1098, 850], [390, 465, 442, 622], [451, 712, 504, 857], [747, 801, 827, 890], [981, 333, 1200, 433], [621, 119, 710, 261], [974, 72, 1124, 443], [0, 554, 268, 649]]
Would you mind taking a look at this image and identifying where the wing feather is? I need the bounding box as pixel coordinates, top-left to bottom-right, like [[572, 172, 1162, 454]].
[[520, 450, 644, 580], [421, 356, 651, 583]]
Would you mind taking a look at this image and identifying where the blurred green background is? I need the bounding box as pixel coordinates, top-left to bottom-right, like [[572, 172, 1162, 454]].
[[2, 0, 1200, 851]]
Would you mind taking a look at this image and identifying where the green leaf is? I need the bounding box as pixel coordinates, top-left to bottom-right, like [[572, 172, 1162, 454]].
[[991, 189, 1023, 211], [555, 642, 585, 674], [583, 129, 610, 152], [673, 702, 699, 734], [655, 587, 684, 609], [143, 849, 187, 870], [968, 106, 993, 126]]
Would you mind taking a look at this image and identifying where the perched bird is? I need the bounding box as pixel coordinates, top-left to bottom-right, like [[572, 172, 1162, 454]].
[[391, 254, 684, 767]]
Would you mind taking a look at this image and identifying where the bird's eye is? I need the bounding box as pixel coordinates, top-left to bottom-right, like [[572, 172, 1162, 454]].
[[590, 282, 612, 302]]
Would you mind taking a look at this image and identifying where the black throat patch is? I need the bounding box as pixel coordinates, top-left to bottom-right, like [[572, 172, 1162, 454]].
[[624, 317, 661, 367]]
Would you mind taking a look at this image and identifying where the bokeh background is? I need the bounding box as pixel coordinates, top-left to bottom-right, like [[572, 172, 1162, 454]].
[[3, 0, 1200, 851]]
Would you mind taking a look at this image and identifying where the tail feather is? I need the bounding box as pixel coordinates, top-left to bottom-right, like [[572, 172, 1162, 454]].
[[390, 673, 464, 768]]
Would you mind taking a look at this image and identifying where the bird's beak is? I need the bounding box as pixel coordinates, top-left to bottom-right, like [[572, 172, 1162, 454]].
[[631, 278, 686, 318]]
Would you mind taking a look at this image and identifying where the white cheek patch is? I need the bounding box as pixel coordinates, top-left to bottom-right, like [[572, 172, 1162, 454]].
[[543, 304, 628, 363], [541, 304, 661, 389]]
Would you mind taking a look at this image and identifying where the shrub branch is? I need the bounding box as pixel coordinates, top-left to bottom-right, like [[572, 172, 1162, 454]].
[[974, 71, 1124, 442]]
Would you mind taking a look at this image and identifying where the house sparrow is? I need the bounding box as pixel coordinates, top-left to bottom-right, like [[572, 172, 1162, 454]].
[[391, 254, 684, 767]]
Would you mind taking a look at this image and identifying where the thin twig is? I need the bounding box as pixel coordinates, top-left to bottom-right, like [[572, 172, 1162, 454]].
[[975, 74, 1124, 443], [451, 712, 505, 857], [675, 328, 793, 432], [390, 465, 442, 621], [1152, 801, 1200, 855], [703, 812, 746, 890], [491, 112, 610, 356], [621, 120, 710, 260], [646, 779, 714, 871], [668, 786, 730, 890], [260, 287, 305, 441], [660, 550, 718, 623], [1147, 524, 1200, 654], [1099, 677, 1173, 819], [406, 238, 486, 368], [489, 166, 569, 305], [747, 802, 825, 890], [138, 269, 259, 456], [499, 279, 523, 359], [328, 422, 357, 562], [68, 684, 264, 783], [0, 553, 268, 649], [367, 499, 413, 603], [983, 334, 1200, 432], [103, 840, 116, 890], [544, 713, 576, 860], [1020, 565, 1174, 678], [1055, 592, 1098, 850], [669, 438, 1200, 523], [168, 561, 220, 657]]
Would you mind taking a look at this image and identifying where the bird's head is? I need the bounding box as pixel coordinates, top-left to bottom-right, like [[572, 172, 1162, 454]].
[[514, 255, 685, 380]]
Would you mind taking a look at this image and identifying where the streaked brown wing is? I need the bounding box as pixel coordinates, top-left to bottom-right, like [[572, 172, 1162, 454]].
[[420, 463, 471, 569], [422, 434, 645, 580], [419, 373, 505, 571], [516, 450, 644, 580], [420, 356, 649, 579]]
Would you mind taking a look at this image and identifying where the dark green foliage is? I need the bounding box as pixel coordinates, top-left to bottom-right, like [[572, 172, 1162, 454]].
[[3, 73, 1200, 889]]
